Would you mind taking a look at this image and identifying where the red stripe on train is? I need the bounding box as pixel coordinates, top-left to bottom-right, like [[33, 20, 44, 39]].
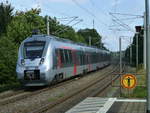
[[60, 46, 74, 50], [73, 64, 77, 75]]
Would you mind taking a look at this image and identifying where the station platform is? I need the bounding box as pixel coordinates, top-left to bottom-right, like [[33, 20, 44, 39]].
[[66, 97, 146, 113]]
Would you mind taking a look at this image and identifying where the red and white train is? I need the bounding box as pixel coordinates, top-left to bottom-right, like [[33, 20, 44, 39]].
[[16, 34, 111, 86]]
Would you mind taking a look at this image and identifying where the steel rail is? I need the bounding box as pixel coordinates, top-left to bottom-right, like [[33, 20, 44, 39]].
[[30, 64, 121, 113]]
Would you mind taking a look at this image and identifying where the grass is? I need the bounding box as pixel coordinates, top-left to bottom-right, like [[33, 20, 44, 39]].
[[131, 86, 146, 98], [121, 66, 146, 98], [132, 67, 146, 98], [48, 93, 64, 102]]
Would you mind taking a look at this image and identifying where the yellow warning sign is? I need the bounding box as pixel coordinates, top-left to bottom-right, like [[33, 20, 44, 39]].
[[121, 74, 137, 89]]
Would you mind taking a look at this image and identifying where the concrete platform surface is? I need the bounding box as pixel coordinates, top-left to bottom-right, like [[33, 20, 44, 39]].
[[107, 99, 146, 113], [66, 98, 146, 113]]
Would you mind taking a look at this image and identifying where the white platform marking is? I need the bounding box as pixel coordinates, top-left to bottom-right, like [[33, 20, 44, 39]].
[[97, 98, 116, 113], [116, 99, 146, 102], [65, 98, 146, 113]]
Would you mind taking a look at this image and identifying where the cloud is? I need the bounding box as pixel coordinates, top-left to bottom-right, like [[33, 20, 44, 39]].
[[111, 0, 122, 7]]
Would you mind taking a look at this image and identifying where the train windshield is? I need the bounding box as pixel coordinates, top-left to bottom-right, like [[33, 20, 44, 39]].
[[24, 41, 45, 59]]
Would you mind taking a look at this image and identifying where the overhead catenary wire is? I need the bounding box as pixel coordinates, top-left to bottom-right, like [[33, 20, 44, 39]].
[[40, 6, 83, 35], [112, 19, 134, 31], [109, 28, 132, 32], [109, 12, 143, 17], [88, 0, 116, 40], [118, 17, 144, 21], [54, 16, 80, 34], [56, 16, 78, 21], [55, 19, 83, 35], [71, 0, 109, 27], [109, 12, 135, 33], [109, 11, 143, 34]]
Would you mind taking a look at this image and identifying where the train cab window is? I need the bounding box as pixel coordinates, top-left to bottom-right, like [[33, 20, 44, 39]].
[[24, 41, 45, 59]]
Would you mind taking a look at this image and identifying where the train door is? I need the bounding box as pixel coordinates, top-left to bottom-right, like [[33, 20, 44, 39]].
[[72, 50, 77, 75], [88, 54, 91, 72]]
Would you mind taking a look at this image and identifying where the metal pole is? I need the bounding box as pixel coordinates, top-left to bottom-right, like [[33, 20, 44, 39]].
[[47, 16, 50, 35], [93, 19, 94, 30], [136, 33, 138, 70], [119, 37, 122, 73], [130, 37, 132, 66], [136, 33, 138, 71], [145, 0, 150, 112], [89, 36, 91, 46], [144, 12, 147, 69], [119, 37, 122, 96]]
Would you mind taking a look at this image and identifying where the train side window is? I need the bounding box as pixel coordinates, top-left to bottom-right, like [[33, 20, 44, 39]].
[[99, 53, 101, 62], [60, 49, 65, 65], [80, 51, 83, 65], [53, 49, 58, 69], [83, 53, 85, 65], [64, 50, 69, 65], [78, 51, 82, 65], [68, 50, 72, 64], [102, 53, 104, 62], [67, 50, 69, 64], [86, 54, 88, 64], [104, 53, 106, 61], [82, 53, 84, 65], [76, 51, 80, 66], [81, 52, 84, 65], [100, 53, 102, 62]]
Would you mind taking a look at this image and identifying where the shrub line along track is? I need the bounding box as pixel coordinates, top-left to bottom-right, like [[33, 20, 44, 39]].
[[0, 65, 111, 106], [30, 64, 125, 113]]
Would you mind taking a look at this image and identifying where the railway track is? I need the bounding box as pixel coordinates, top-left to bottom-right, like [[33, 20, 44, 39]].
[[0, 89, 24, 100], [0, 77, 79, 106], [93, 64, 126, 97], [30, 64, 124, 113], [0, 65, 112, 107]]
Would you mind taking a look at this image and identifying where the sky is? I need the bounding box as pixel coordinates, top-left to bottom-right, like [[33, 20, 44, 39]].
[[0, 0, 145, 51]]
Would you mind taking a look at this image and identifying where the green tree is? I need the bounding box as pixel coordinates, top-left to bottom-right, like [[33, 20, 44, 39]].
[[57, 25, 85, 43], [0, 2, 13, 36], [125, 28, 144, 66], [0, 36, 18, 84], [77, 28, 102, 47], [6, 8, 46, 44]]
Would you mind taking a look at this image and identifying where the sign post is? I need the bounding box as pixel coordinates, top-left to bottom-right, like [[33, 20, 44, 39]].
[[121, 74, 137, 89]]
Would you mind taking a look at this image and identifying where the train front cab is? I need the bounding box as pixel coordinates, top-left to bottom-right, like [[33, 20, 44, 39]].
[[16, 39, 53, 86]]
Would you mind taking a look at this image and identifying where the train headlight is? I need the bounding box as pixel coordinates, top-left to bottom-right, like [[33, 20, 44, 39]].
[[40, 58, 45, 65], [21, 59, 25, 66]]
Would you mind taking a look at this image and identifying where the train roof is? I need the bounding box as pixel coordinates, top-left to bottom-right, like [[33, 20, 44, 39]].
[[23, 34, 110, 53]]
